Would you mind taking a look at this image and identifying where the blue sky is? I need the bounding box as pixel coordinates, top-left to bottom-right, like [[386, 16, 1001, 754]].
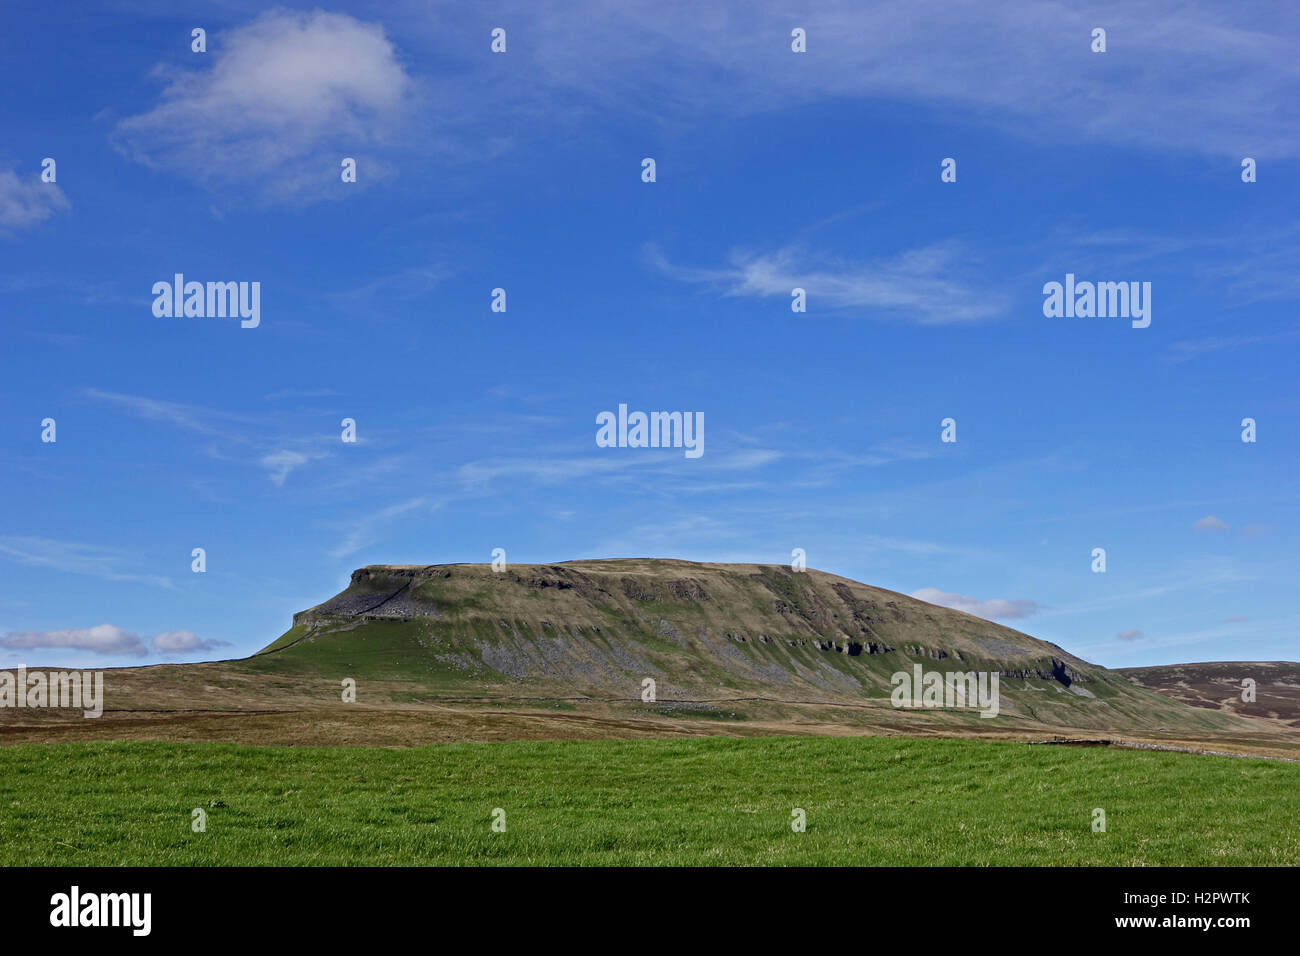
[[1, 1, 1296, 669]]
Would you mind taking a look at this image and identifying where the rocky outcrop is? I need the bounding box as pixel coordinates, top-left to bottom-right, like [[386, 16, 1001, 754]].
[[997, 658, 1087, 686]]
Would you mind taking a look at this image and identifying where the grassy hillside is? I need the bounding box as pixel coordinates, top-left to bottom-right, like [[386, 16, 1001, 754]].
[[1, 736, 1295, 866], [243, 559, 1250, 735]]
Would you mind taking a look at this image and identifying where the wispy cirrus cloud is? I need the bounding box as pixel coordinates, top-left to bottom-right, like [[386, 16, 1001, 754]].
[[648, 241, 1008, 323], [1166, 333, 1290, 363], [0, 167, 69, 234], [1071, 227, 1300, 310], [84, 388, 334, 487], [489, 0, 1300, 159], [327, 260, 456, 319], [261, 450, 327, 487], [1193, 515, 1230, 532], [453, 439, 785, 490], [326, 439, 794, 557], [455, 454, 654, 489], [0, 536, 172, 589], [329, 496, 431, 559], [84, 388, 228, 436]]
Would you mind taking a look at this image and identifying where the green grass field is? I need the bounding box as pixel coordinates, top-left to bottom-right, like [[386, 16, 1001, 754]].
[[1, 736, 1295, 866]]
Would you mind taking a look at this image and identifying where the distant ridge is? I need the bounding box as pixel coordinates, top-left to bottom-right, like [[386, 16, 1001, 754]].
[[1120, 661, 1300, 729]]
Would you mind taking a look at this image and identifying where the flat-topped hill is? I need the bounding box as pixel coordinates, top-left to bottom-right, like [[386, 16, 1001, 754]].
[[248, 559, 1247, 734]]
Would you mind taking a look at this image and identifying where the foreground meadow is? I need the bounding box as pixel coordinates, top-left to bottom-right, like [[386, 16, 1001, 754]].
[[1, 736, 1295, 866]]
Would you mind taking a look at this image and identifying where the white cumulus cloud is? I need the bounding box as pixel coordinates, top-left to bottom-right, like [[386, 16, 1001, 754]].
[[151, 630, 229, 654], [114, 10, 414, 200], [911, 587, 1042, 621], [0, 624, 147, 656], [0, 625, 229, 658]]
